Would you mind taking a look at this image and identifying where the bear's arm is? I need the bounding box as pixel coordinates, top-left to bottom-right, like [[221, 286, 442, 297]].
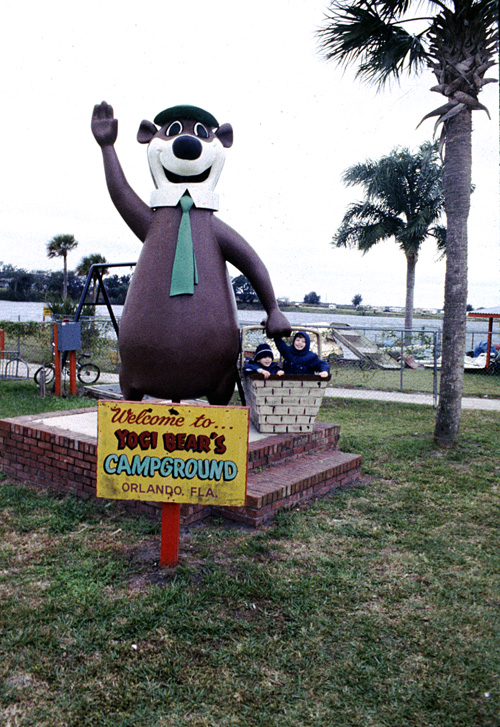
[[213, 216, 291, 338], [101, 145, 153, 242]]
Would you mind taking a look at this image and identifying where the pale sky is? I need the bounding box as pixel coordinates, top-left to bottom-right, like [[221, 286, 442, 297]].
[[1, 0, 498, 310]]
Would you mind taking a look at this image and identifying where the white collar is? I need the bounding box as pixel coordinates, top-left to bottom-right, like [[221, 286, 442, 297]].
[[150, 185, 219, 211]]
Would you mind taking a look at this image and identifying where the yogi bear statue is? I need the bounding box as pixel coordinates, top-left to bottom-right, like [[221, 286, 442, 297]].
[[91, 101, 291, 404]]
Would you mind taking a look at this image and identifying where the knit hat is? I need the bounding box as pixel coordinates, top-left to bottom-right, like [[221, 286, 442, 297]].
[[254, 343, 274, 362]]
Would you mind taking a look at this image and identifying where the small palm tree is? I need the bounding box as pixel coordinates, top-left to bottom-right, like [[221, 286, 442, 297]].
[[334, 142, 445, 333], [46, 234, 78, 300], [318, 0, 498, 446], [76, 253, 108, 302]]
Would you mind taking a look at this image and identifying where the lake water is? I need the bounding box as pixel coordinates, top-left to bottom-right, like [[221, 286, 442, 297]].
[[0, 300, 495, 349], [0, 299, 440, 328]]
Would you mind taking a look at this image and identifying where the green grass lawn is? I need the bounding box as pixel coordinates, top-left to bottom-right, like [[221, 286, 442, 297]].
[[1, 391, 499, 725], [0, 380, 94, 419]]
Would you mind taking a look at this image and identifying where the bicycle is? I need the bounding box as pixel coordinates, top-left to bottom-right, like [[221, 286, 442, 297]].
[[34, 353, 100, 386], [0, 355, 30, 381]]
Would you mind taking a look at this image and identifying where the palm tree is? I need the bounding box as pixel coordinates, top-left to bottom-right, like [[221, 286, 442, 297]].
[[334, 142, 446, 334], [318, 0, 498, 447], [46, 234, 78, 300], [76, 253, 108, 302]]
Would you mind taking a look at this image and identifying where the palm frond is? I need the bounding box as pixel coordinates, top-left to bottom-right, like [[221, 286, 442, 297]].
[[46, 234, 78, 258], [429, 224, 447, 257], [400, 207, 442, 250], [334, 142, 445, 257], [334, 200, 405, 250], [318, 1, 429, 85], [341, 142, 444, 222], [376, 0, 417, 18]]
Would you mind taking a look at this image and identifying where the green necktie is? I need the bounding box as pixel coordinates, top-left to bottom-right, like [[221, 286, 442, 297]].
[[170, 194, 198, 296]]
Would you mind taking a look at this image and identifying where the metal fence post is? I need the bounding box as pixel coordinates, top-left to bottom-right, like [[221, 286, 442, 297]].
[[433, 331, 438, 407], [400, 329, 404, 392]]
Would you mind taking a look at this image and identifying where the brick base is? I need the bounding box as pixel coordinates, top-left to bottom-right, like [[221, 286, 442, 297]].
[[0, 408, 361, 528], [216, 450, 361, 527]]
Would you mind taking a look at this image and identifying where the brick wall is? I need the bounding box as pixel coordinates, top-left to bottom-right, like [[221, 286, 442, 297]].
[[0, 409, 210, 524], [0, 409, 97, 499], [0, 410, 345, 528], [242, 374, 331, 433]]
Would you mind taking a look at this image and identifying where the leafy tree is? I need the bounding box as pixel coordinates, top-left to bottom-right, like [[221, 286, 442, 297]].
[[46, 234, 78, 300], [76, 253, 108, 302], [318, 0, 498, 447], [0, 265, 48, 301], [352, 293, 363, 308], [30, 270, 51, 299], [335, 143, 445, 333], [304, 291, 321, 305], [6, 269, 34, 300], [46, 271, 84, 301], [105, 274, 131, 305], [231, 275, 257, 304]]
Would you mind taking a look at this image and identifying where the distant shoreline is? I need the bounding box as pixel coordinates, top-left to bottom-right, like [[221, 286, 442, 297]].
[[241, 303, 444, 321], [0, 298, 444, 322]]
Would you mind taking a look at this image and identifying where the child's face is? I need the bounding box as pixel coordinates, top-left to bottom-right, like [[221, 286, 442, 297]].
[[258, 356, 273, 368], [293, 335, 307, 351]]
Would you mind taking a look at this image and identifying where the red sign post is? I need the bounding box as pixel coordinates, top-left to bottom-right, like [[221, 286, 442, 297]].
[[160, 503, 181, 567]]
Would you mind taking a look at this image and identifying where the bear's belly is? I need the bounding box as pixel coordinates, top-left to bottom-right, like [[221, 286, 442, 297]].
[[118, 300, 239, 400], [118, 214, 240, 400]]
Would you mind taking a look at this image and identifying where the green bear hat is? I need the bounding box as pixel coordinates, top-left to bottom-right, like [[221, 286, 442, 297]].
[[154, 105, 219, 129]]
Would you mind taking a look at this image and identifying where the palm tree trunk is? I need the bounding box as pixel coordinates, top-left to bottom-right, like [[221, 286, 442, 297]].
[[404, 251, 417, 343], [63, 253, 68, 300], [434, 110, 472, 447]]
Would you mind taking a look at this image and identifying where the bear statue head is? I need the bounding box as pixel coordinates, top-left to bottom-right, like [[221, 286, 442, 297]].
[[137, 105, 233, 211]]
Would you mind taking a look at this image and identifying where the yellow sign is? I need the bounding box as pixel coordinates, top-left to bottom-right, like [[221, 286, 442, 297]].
[[43, 306, 52, 318], [96, 401, 249, 506]]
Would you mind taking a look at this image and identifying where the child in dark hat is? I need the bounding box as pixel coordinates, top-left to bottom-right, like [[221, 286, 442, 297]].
[[275, 331, 330, 377], [243, 343, 284, 379]]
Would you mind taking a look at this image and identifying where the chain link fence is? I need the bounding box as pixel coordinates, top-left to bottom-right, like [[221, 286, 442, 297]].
[[241, 324, 500, 407], [1, 319, 499, 404], [323, 326, 440, 405], [0, 318, 120, 392]]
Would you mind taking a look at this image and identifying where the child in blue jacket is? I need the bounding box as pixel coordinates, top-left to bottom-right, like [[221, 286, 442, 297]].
[[274, 331, 330, 377], [243, 343, 284, 379]]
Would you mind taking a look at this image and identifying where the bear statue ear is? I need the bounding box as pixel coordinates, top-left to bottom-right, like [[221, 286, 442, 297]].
[[216, 123, 233, 149], [137, 120, 158, 144]]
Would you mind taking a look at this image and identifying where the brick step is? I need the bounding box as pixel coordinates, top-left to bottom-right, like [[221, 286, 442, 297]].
[[211, 449, 362, 527], [248, 422, 340, 472]]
